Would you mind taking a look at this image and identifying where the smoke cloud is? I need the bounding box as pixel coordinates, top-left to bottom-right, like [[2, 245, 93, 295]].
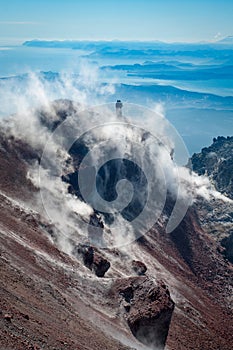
[[0, 64, 231, 253]]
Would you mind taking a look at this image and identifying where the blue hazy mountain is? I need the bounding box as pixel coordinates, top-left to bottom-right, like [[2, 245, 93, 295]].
[[217, 35, 233, 44], [23, 39, 233, 49], [23, 40, 233, 61], [1, 40, 233, 154], [101, 62, 233, 81]]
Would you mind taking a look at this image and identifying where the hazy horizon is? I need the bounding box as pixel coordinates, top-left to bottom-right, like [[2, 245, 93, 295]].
[[1, 0, 233, 45]]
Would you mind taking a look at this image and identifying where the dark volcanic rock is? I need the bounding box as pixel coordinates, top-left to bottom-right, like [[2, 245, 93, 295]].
[[119, 286, 134, 303], [92, 253, 111, 277], [72, 244, 110, 277], [4, 314, 13, 322], [191, 136, 233, 265], [127, 280, 174, 349], [131, 260, 147, 275], [72, 243, 94, 269], [0, 132, 38, 199], [221, 230, 233, 263], [112, 277, 175, 350], [191, 136, 233, 199], [38, 99, 78, 132]]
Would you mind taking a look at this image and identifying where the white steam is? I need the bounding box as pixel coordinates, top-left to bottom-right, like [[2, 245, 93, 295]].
[[1, 66, 231, 252]]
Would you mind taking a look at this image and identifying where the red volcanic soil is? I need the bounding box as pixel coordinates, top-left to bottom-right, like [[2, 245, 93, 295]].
[[142, 211, 233, 350], [0, 191, 132, 350], [0, 130, 233, 350]]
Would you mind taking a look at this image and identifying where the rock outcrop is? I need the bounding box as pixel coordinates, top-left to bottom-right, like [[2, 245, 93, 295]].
[[191, 136, 233, 199], [1, 103, 233, 350], [191, 136, 233, 264], [111, 277, 175, 350], [72, 243, 94, 269], [92, 253, 111, 277], [131, 260, 147, 275], [72, 243, 110, 277]]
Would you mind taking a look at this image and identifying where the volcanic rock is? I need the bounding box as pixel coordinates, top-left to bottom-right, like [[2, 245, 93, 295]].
[[1, 106, 233, 350], [112, 277, 175, 350], [191, 136, 233, 199], [221, 230, 233, 263], [72, 243, 94, 269], [72, 244, 110, 277], [92, 253, 111, 277], [38, 99, 78, 132], [4, 314, 13, 322], [131, 260, 147, 275]]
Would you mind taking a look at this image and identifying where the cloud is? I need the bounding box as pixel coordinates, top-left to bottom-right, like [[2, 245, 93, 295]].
[[1, 64, 231, 253], [213, 32, 222, 41]]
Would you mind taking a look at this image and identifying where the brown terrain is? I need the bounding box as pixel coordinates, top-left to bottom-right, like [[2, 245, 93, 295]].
[[0, 104, 232, 350]]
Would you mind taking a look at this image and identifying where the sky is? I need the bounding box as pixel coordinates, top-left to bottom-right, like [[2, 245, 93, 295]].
[[0, 0, 233, 44]]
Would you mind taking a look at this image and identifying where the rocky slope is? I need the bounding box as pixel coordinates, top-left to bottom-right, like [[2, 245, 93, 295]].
[[0, 101, 232, 350], [191, 136, 233, 264], [191, 136, 233, 199]]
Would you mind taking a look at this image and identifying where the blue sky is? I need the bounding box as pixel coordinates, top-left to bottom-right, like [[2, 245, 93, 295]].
[[0, 0, 233, 44]]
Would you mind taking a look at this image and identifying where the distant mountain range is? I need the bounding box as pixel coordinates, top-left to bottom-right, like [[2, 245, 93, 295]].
[[23, 37, 233, 50], [102, 61, 233, 81], [217, 35, 233, 44]]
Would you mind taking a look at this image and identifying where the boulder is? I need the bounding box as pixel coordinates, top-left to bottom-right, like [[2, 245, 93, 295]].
[[92, 253, 111, 277], [112, 277, 175, 350], [72, 244, 94, 269], [4, 314, 13, 322], [131, 260, 147, 275], [72, 244, 110, 277]]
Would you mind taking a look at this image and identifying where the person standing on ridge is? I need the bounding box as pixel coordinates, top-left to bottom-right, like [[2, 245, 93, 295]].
[[116, 100, 123, 118]]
